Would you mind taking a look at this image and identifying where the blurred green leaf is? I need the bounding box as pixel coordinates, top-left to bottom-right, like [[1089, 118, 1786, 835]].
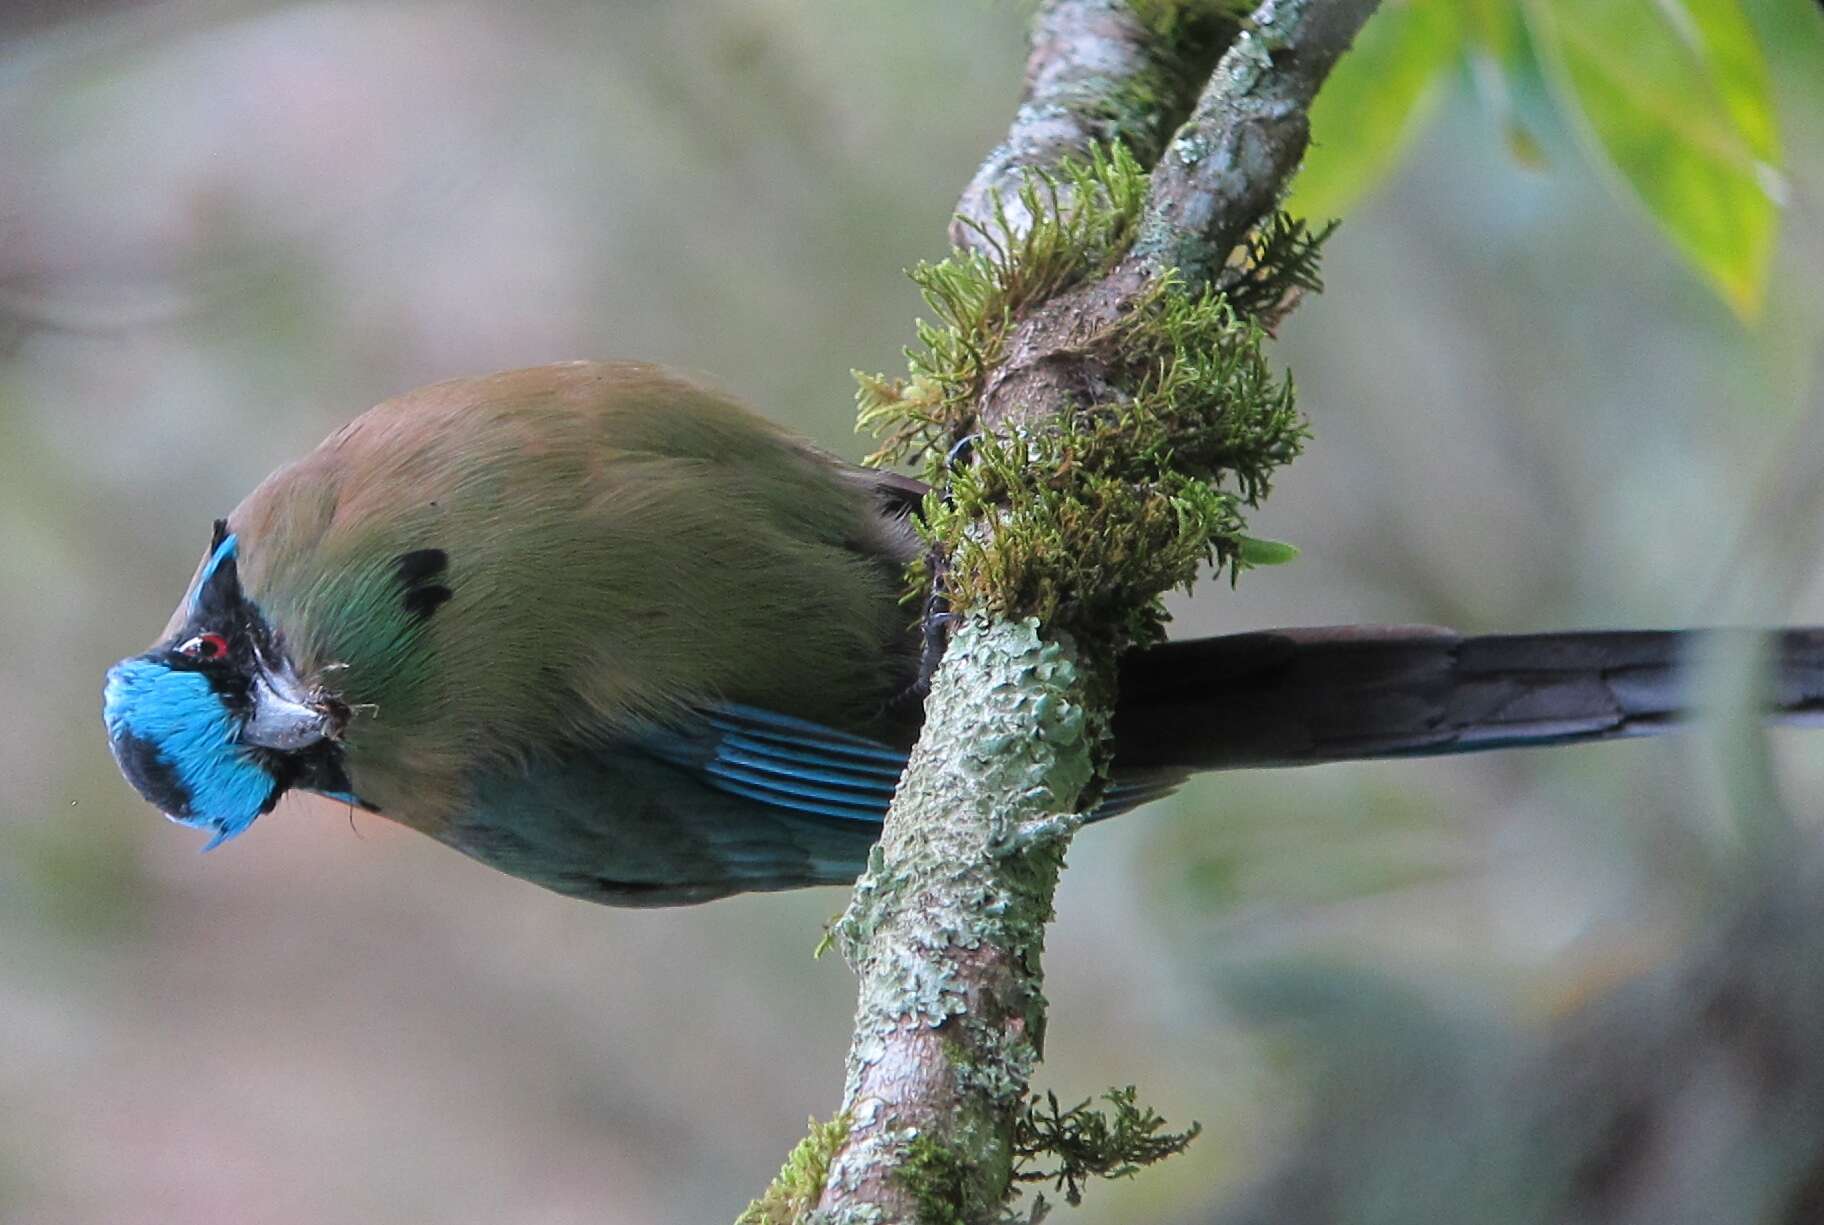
[[1460, 0, 1551, 169], [1524, 0, 1782, 319], [1461, 0, 1523, 64], [1235, 535, 1301, 566], [1287, 0, 1465, 219]]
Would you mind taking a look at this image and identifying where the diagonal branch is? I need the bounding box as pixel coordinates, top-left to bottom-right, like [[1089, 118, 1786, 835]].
[[1131, 0, 1385, 285], [983, 0, 1381, 433], [951, 0, 1204, 254], [798, 2, 1381, 1221]]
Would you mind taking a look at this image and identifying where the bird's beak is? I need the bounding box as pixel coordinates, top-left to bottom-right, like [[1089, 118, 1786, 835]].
[[241, 659, 340, 751]]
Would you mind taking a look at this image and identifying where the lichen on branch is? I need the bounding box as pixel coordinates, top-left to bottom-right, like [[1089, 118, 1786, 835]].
[[814, 618, 1101, 1223]]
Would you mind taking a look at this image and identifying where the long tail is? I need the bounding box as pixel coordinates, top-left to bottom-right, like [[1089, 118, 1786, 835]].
[[1111, 626, 1824, 772]]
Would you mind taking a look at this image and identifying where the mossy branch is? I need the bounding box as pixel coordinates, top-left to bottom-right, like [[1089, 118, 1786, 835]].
[[860, 144, 1320, 653], [858, 145, 1152, 470], [739, 1116, 850, 1225], [1133, 0, 1386, 285], [950, 0, 1236, 256], [787, 2, 1381, 1221]]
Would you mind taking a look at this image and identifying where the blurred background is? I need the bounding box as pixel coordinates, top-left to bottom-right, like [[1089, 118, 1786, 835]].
[[3, 2, 1822, 1222]]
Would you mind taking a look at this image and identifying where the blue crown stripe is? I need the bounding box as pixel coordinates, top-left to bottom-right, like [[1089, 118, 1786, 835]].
[[189, 533, 239, 613], [102, 655, 274, 846]]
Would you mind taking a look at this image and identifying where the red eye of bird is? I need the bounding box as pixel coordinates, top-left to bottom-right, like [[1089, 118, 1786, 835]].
[[177, 632, 230, 661]]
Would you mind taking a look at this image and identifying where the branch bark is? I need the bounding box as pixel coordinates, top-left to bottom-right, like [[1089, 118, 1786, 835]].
[[814, 620, 1096, 1218], [950, 0, 1189, 255], [984, 0, 1381, 432], [808, 2, 1379, 1220], [1131, 0, 1382, 285]]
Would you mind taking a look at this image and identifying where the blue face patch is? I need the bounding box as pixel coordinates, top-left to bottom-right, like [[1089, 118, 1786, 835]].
[[102, 657, 276, 849]]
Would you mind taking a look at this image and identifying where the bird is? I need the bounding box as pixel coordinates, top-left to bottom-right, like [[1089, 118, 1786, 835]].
[[101, 360, 1824, 906]]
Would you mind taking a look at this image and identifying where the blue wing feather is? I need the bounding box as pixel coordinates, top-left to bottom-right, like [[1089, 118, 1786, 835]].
[[637, 703, 1183, 827], [637, 705, 906, 824], [703, 707, 909, 764]]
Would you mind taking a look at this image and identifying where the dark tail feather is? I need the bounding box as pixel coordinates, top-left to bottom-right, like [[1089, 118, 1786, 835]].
[[1111, 626, 1824, 773]]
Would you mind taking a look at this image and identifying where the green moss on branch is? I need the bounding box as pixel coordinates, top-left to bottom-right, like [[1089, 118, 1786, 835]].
[[858, 144, 1151, 469], [737, 1115, 851, 1225], [859, 144, 1323, 653]]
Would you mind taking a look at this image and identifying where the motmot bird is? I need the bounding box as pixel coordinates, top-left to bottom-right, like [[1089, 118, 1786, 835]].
[[102, 361, 1824, 905]]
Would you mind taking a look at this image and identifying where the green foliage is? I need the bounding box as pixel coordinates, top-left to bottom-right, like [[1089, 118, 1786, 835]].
[[1285, 0, 1786, 321], [889, 1083, 1204, 1221], [1286, 0, 1465, 220], [1461, 0, 1550, 170], [735, 1114, 849, 1225], [1236, 534, 1300, 566], [1525, 0, 1780, 318], [1216, 211, 1334, 325], [1012, 1086, 1203, 1209]]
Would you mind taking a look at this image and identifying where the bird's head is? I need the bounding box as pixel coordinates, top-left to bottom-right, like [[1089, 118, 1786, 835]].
[[103, 520, 349, 848]]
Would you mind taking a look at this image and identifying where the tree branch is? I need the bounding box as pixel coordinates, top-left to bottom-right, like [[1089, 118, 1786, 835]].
[[951, 0, 1190, 254], [801, 2, 1380, 1220], [983, 0, 1380, 432], [815, 619, 1097, 1220], [1131, 0, 1382, 285]]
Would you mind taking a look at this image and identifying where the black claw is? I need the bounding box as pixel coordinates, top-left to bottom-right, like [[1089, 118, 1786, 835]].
[[913, 545, 954, 697], [889, 436, 973, 711], [944, 433, 979, 472]]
